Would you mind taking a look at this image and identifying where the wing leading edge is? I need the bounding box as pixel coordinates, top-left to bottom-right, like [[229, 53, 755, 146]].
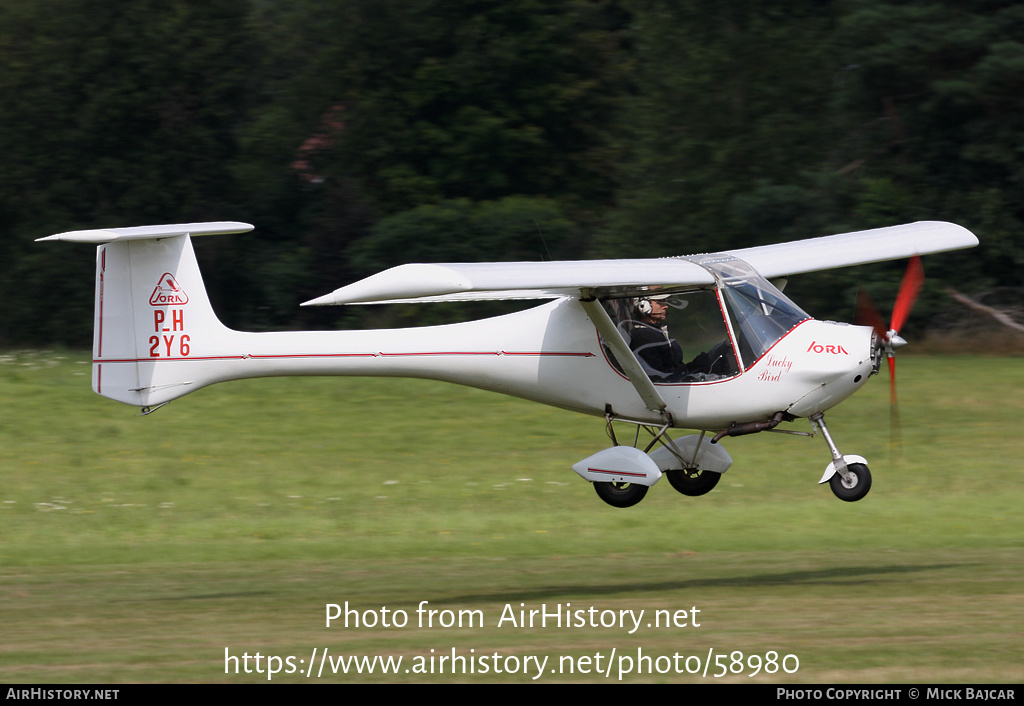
[[303, 221, 978, 306], [726, 221, 978, 279]]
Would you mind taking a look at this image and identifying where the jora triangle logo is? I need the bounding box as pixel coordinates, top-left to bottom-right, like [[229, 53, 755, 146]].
[[150, 273, 189, 306]]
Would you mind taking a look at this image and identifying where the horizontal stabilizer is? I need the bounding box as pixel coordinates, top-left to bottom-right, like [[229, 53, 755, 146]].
[[37, 221, 254, 244]]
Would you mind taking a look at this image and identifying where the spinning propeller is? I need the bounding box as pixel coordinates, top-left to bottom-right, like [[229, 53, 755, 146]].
[[856, 256, 924, 447]]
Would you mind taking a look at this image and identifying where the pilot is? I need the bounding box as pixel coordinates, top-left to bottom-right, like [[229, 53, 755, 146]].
[[629, 296, 688, 381]]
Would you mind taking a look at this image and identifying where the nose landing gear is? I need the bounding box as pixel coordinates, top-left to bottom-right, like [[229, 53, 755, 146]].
[[811, 412, 872, 502]]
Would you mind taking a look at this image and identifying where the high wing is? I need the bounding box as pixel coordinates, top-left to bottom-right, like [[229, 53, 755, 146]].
[[725, 221, 978, 279], [302, 259, 716, 306], [303, 221, 978, 306]]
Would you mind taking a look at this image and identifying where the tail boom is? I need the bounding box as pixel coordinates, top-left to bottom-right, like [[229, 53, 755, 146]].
[[44, 222, 603, 411]]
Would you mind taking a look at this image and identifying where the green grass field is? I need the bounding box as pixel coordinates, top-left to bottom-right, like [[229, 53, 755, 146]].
[[1, 350, 1021, 683]]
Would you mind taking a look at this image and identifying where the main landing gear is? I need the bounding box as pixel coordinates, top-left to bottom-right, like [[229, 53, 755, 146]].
[[811, 412, 872, 502], [572, 413, 733, 508]]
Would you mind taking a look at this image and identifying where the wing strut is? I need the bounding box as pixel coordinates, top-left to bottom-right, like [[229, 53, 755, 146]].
[[579, 296, 669, 417]]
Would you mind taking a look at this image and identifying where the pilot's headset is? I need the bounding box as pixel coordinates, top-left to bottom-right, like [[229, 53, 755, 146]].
[[633, 294, 674, 316]]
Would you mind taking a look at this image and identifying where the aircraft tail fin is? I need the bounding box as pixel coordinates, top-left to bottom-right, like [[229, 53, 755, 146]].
[[38, 222, 253, 408]]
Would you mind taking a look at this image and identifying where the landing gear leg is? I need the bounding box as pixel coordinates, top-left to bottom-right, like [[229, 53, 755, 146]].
[[811, 412, 872, 502]]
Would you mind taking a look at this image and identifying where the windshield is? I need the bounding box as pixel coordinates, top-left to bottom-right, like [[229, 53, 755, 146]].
[[686, 255, 810, 368]]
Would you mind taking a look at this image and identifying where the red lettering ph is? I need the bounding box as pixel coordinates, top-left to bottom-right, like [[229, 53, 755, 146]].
[[154, 310, 165, 332]]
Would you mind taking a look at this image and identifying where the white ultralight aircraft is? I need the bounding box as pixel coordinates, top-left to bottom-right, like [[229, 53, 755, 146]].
[[41, 220, 978, 508]]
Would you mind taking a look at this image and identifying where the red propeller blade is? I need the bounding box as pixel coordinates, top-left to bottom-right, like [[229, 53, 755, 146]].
[[853, 257, 923, 457], [888, 355, 897, 405], [890, 256, 924, 334], [886, 256, 922, 456], [889, 354, 902, 454], [856, 288, 888, 339]]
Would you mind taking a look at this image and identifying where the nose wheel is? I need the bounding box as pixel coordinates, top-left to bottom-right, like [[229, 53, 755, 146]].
[[828, 462, 872, 502], [812, 413, 872, 502]]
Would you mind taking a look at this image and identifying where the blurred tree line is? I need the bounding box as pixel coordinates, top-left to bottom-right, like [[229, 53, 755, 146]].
[[0, 0, 1020, 345]]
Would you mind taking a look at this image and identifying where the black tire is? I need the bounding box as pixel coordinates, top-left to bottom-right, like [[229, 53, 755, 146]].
[[828, 463, 872, 502], [665, 468, 721, 497], [594, 481, 648, 508]]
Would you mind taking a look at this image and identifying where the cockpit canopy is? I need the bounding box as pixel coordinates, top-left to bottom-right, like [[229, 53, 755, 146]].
[[600, 255, 810, 382]]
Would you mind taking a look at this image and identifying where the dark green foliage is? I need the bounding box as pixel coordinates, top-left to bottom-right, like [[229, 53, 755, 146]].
[[216, 0, 628, 331], [0, 0, 254, 343], [0, 0, 1018, 343], [296, 0, 627, 213], [0, 0, 252, 223], [604, 1, 840, 257], [353, 196, 577, 270], [833, 0, 1024, 294]]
